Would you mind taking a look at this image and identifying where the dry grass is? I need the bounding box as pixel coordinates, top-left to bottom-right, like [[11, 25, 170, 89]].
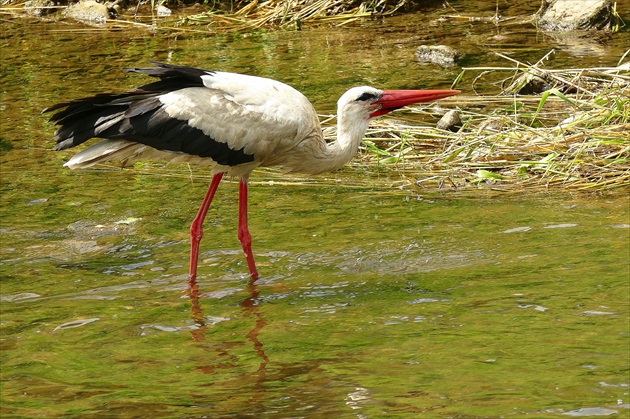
[[344, 51, 630, 193], [182, 0, 410, 31], [0, 0, 413, 34]]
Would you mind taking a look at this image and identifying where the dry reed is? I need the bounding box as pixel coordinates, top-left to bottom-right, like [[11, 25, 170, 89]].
[[182, 0, 411, 31], [345, 51, 630, 193]]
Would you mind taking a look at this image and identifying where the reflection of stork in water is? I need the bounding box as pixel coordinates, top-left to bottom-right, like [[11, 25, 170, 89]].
[[189, 282, 269, 375]]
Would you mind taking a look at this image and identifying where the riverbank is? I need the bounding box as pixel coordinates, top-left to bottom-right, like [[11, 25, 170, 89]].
[[354, 53, 630, 192], [2, 1, 628, 193]]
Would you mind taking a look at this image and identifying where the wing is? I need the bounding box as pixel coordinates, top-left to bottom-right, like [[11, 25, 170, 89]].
[[44, 62, 320, 168]]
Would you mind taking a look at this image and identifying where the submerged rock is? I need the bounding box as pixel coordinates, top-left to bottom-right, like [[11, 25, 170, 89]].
[[504, 72, 553, 95], [537, 0, 614, 31], [64, 0, 113, 25], [156, 5, 172, 17], [415, 45, 460, 68], [24, 0, 55, 16], [437, 110, 462, 132]]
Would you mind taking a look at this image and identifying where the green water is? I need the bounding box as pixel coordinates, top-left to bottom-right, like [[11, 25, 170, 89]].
[[2, 181, 629, 417], [2, 1, 630, 417]]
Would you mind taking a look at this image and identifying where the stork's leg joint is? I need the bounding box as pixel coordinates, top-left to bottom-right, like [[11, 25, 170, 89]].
[[190, 222, 204, 244], [237, 225, 252, 248]]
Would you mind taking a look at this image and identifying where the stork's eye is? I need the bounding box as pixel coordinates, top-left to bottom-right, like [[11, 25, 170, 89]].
[[355, 92, 379, 102]]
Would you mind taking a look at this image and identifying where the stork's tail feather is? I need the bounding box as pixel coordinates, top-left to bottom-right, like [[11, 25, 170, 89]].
[[43, 62, 210, 152], [44, 92, 151, 151], [62, 139, 144, 169]]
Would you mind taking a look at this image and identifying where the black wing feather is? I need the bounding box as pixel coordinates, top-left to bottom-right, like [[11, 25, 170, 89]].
[[43, 62, 255, 166], [124, 61, 214, 82]]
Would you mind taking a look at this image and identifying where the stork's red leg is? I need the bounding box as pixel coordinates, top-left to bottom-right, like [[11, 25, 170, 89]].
[[238, 180, 259, 281], [188, 172, 224, 287]]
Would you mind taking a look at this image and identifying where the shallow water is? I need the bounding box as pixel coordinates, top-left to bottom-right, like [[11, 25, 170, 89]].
[[2, 184, 629, 417], [2, 1, 630, 417]]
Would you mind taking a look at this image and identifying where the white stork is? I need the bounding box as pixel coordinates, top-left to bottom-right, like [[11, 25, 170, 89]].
[[45, 62, 459, 287]]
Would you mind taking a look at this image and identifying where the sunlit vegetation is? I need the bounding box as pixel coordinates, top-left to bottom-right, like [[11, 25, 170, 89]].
[[178, 0, 411, 30], [3, 0, 626, 192], [0, 0, 414, 32], [352, 51, 630, 192]]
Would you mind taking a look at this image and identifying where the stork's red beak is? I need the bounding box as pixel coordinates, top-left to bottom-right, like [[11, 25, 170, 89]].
[[371, 89, 460, 118]]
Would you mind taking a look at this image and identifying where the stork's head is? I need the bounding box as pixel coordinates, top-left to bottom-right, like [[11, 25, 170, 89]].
[[338, 86, 460, 121]]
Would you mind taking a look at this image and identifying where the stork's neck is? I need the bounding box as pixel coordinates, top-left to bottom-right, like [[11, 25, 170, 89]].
[[319, 112, 370, 173], [275, 110, 369, 175]]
